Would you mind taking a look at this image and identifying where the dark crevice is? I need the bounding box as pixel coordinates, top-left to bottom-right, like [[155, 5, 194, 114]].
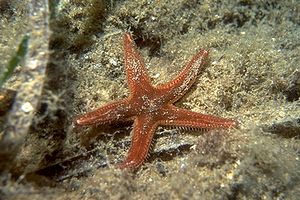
[[131, 28, 162, 57], [262, 119, 300, 138]]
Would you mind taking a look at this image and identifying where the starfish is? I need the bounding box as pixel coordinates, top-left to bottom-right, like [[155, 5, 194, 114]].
[[75, 33, 237, 169]]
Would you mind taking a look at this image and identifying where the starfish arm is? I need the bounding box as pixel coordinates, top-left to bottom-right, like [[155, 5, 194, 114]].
[[156, 49, 208, 103], [159, 104, 237, 129], [124, 33, 153, 95], [117, 114, 157, 169], [75, 99, 134, 126]]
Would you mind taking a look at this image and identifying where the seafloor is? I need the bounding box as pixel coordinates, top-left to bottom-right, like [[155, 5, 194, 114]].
[[0, 0, 299, 199]]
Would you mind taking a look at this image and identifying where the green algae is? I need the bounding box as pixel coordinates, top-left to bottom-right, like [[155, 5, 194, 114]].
[[0, 35, 29, 88]]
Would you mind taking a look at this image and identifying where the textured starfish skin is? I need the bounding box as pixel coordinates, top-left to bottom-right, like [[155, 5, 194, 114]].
[[75, 33, 237, 169]]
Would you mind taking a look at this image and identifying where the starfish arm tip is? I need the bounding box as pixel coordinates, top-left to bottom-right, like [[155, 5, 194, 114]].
[[116, 160, 143, 170], [73, 115, 90, 126], [124, 32, 133, 43]]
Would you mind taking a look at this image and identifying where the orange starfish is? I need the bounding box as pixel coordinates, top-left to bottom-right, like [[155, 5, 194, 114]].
[[75, 33, 237, 169]]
